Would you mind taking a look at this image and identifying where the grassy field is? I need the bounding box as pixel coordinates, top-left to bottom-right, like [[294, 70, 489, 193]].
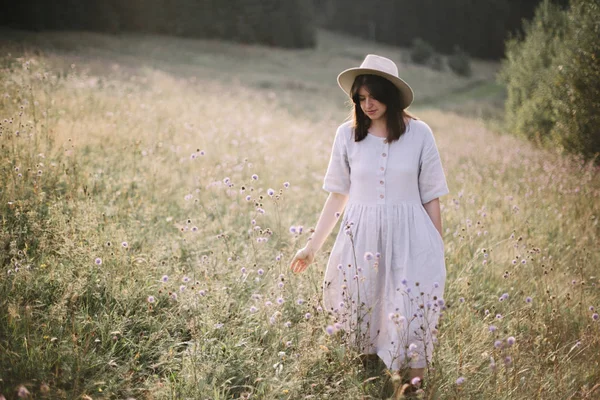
[[0, 29, 599, 400]]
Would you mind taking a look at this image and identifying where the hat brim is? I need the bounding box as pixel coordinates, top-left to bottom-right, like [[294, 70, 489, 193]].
[[337, 68, 414, 109]]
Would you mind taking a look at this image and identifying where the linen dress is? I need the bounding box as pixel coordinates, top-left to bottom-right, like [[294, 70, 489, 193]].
[[322, 118, 449, 370]]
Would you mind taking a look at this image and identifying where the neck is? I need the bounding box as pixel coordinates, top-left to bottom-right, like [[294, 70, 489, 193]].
[[370, 118, 387, 133]]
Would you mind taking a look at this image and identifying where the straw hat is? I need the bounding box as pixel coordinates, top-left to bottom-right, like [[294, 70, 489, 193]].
[[337, 54, 414, 108]]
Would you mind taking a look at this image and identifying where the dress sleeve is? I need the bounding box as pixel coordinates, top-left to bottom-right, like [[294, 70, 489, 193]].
[[323, 124, 351, 195], [418, 125, 449, 204]]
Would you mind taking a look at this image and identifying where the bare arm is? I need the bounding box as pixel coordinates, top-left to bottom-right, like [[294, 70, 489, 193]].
[[290, 192, 349, 273], [423, 198, 443, 238]]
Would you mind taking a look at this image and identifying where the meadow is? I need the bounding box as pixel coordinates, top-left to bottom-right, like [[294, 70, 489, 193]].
[[0, 29, 599, 399]]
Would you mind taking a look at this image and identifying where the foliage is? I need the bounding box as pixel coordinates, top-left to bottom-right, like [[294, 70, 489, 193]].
[[410, 38, 436, 65], [316, 0, 569, 59], [1, 0, 316, 49], [448, 46, 472, 77], [500, 0, 600, 162]]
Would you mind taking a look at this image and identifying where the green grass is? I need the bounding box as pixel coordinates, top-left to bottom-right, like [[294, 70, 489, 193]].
[[0, 28, 599, 399]]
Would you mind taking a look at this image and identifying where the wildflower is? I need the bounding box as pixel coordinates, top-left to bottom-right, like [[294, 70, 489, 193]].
[[526, 296, 532, 303], [504, 356, 512, 366], [257, 269, 264, 276], [265, 301, 272, 307], [337, 264, 343, 270], [500, 293, 509, 301], [121, 241, 128, 248], [489, 325, 497, 333], [147, 295, 155, 303], [286, 341, 292, 347], [375, 252, 381, 259], [335, 212, 341, 218], [506, 336, 516, 346], [241, 267, 247, 274], [284, 321, 292, 328], [456, 377, 465, 385], [170, 293, 177, 300], [191, 226, 198, 232], [289, 226, 297, 234], [305, 312, 311, 320], [215, 323, 223, 329], [411, 377, 421, 387], [334, 322, 343, 330], [198, 290, 206, 296], [283, 182, 290, 188], [182, 276, 191, 283], [459, 297, 465, 303], [278, 282, 284, 289], [252, 174, 258, 180], [17, 385, 30, 398], [589, 306, 594, 312], [276, 254, 281, 261], [245, 195, 251, 201], [496, 314, 502, 320], [437, 299, 445, 307], [297, 226, 303, 234], [277, 297, 284, 305], [161, 275, 169, 282], [593, 313, 599, 321], [179, 285, 186, 292], [278, 351, 286, 358], [297, 298, 305, 305], [95, 257, 102, 265], [223, 177, 230, 184], [433, 282, 439, 288], [267, 188, 275, 196], [250, 306, 258, 313], [494, 340, 503, 349], [401, 279, 408, 286], [317, 306, 323, 312], [409, 343, 418, 352], [326, 325, 335, 335], [184, 194, 193, 201]]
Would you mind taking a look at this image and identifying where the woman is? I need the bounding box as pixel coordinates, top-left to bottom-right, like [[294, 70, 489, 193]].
[[290, 54, 450, 394]]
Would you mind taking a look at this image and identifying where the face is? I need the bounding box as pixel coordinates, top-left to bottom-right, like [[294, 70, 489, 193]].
[[358, 86, 387, 121]]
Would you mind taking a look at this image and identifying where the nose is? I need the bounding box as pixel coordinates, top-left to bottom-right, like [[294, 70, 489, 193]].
[[365, 98, 371, 109]]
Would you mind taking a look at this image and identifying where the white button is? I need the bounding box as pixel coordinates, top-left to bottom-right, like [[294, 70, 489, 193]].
[[380, 180, 384, 185], [382, 153, 387, 157]]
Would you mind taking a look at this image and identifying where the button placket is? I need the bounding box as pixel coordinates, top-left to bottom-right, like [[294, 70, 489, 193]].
[[377, 142, 389, 204]]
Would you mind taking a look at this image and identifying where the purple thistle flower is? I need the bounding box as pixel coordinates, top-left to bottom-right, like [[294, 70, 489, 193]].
[[401, 279, 408, 286], [411, 377, 421, 387], [526, 296, 533, 303], [504, 356, 512, 366], [241, 267, 247, 274], [305, 312, 311, 320], [267, 188, 275, 196], [507, 336, 516, 346], [250, 306, 258, 313], [496, 314, 502, 320], [364, 252, 374, 261], [289, 226, 297, 234], [95, 257, 102, 265], [252, 174, 258, 180], [170, 293, 177, 300], [297, 226, 303, 234], [284, 321, 292, 328], [17, 385, 30, 398], [198, 290, 206, 296], [326, 325, 335, 335], [179, 285, 186, 292], [433, 282, 440, 288], [283, 182, 290, 188], [489, 325, 497, 333], [297, 298, 304, 305], [265, 301, 272, 307], [437, 299, 445, 307], [161, 275, 169, 282], [223, 177, 230, 184], [147, 295, 155, 303], [593, 313, 599, 321], [121, 241, 128, 248], [245, 195, 251, 201], [494, 340, 503, 349], [277, 297, 284, 305], [257, 269, 264, 275], [182, 276, 190, 283], [278, 281, 284, 289], [456, 377, 465, 385], [589, 306, 595, 312]]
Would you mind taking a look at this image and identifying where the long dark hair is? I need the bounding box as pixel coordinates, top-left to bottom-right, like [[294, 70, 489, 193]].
[[349, 74, 415, 143]]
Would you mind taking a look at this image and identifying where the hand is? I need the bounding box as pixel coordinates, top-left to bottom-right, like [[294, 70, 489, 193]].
[[290, 246, 315, 274]]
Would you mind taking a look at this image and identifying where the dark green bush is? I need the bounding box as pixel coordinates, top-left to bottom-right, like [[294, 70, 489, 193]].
[[500, 0, 599, 161], [410, 38, 435, 65], [448, 46, 472, 77]]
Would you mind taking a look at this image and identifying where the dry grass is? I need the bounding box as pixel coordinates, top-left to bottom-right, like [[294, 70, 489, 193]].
[[0, 29, 598, 400]]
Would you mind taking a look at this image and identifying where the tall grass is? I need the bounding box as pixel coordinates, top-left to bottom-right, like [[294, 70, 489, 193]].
[[0, 38, 599, 399]]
